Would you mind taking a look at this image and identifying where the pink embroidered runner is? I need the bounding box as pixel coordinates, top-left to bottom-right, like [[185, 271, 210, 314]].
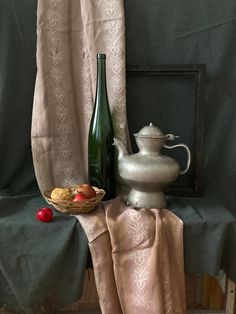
[[76, 197, 186, 314]]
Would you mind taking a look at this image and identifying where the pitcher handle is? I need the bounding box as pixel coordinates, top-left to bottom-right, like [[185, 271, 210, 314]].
[[164, 143, 191, 175]]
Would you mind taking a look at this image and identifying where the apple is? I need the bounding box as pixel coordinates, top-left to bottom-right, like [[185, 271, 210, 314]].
[[36, 207, 53, 222], [72, 192, 88, 202], [75, 184, 96, 199]]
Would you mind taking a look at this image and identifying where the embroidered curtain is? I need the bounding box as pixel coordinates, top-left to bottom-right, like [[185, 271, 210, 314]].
[[31, 0, 128, 192]]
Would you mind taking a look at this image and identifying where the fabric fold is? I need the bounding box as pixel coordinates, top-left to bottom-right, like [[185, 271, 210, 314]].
[[76, 197, 186, 314]]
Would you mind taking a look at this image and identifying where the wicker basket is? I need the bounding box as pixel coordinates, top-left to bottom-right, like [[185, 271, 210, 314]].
[[43, 186, 105, 214]]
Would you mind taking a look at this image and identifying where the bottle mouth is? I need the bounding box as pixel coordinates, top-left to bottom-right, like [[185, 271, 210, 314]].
[[97, 53, 106, 59]]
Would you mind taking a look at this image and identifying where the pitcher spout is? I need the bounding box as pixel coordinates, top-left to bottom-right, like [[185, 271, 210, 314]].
[[113, 138, 128, 160]]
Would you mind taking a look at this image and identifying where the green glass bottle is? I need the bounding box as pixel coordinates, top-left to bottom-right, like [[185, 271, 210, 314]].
[[88, 53, 116, 200]]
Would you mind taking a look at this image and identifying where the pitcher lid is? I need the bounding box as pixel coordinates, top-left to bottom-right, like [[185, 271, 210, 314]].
[[134, 123, 167, 139]]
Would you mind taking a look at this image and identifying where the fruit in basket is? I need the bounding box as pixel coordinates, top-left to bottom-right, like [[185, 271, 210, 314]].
[[73, 184, 96, 199], [72, 192, 88, 202], [50, 187, 72, 200], [36, 207, 53, 222]]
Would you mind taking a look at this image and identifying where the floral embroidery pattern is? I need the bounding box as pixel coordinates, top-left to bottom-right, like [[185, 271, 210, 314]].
[[126, 209, 151, 310], [80, 27, 94, 120], [128, 221, 148, 245], [134, 291, 151, 310], [131, 265, 149, 290], [125, 208, 141, 222], [162, 245, 174, 313], [130, 249, 149, 266], [102, 0, 127, 145], [47, 0, 74, 186], [125, 209, 148, 245]]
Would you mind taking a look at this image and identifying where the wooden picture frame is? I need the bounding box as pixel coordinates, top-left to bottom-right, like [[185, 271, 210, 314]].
[[126, 64, 206, 196]]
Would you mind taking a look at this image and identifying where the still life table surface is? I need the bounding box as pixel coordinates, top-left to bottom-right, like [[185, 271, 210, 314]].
[[0, 193, 236, 312]]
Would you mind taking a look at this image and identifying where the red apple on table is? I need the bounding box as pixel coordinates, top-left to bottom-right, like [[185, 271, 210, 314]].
[[72, 192, 88, 202], [74, 184, 96, 199], [36, 207, 53, 222]]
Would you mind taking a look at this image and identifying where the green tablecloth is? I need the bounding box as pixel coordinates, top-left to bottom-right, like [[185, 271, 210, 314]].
[[0, 1, 89, 312], [169, 196, 236, 281], [0, 195, 89, 312]]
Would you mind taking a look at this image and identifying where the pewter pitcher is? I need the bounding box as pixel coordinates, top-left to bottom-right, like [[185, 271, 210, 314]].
[[113, 123, 191, 209]]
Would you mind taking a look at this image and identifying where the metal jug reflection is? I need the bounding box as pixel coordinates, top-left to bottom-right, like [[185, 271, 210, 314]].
[[113, 123, 191, 209]]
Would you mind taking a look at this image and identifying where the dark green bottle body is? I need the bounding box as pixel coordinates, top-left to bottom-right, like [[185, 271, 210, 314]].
[[88, 54, 116, 200]]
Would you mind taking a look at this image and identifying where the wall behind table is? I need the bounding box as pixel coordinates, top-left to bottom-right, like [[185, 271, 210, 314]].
[[125, 0, 236, 209], [0, 0, 38, 196]]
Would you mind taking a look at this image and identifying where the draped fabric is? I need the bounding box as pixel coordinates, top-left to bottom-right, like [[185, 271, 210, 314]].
[[77, 198, 186, 314], [30, 2, 188, 313], [31, 0, 128, 193]]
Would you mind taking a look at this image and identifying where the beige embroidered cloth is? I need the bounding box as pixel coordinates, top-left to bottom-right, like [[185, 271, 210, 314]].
[[31, 0, 128, 193], [77, 197, 186, 314]]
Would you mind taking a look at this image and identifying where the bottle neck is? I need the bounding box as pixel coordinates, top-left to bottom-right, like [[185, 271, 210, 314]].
[[95, 57, 108, 106]]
